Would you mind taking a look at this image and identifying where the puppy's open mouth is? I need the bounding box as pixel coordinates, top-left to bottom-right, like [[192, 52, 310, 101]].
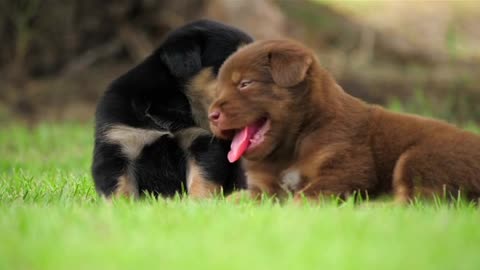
[[226, 117, 270, 163]]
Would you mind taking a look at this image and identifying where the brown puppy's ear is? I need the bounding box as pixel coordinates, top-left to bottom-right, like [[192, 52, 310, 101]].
[[268, 48, 312, 88]]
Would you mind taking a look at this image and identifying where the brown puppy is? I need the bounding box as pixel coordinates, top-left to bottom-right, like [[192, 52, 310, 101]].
[[207, 39, 480, 203]]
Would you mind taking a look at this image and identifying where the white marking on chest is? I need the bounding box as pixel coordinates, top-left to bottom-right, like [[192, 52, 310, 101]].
[[104, 124, 172, 160], [280, 169, 302, 192]]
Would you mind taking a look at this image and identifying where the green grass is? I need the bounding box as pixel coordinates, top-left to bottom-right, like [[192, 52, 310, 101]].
[[1, 122, 480, 270]]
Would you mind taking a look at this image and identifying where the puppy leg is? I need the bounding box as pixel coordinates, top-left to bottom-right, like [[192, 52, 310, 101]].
[[175, 127, 226, 198], [113, 174, 139, 198], [392, 147, 476, 203], [176, 127, 242, 198], [133, 134, 188, 197], [92, 141, 138, 198], [176, 128, 221, 198], [219, 160, 280, 203], [295, 181, 358, 203], [187, 159, 222, 198], [228, 177, 281, 202], [295, 146, 377, 203], [226, 190, 263, 203], [392, 150, 416, 203], [95, 124, 176, 198], [392, 148, 462, 203], [242, 169, 287, 201]]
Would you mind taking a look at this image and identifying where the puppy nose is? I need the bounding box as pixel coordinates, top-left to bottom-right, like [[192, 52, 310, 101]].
[[209, 111, 221, 122]]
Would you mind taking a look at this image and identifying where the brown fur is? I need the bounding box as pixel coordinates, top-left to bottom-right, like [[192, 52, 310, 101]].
[[209, 39, 480, 202]]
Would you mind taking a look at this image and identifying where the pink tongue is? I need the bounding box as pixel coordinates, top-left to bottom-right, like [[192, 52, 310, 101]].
[[227, 121, 263, 163], [227, 127, 252, 163]]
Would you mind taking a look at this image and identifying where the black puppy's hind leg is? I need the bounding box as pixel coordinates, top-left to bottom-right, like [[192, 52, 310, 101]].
[[93, 125, 172, 198], [92, 141, 137, 198], [176, 127, 243, 198], [176, 128, 222, 198]]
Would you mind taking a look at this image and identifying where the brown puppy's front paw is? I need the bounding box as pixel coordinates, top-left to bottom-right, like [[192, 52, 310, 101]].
[[226, 190, 254, 203], [293, 193, 307, 205], [292, 193, 323, 206], [226, 190, 259, 203]]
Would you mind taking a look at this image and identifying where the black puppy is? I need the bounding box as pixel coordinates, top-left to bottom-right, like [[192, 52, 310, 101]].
[[92, 20, 252, 198]]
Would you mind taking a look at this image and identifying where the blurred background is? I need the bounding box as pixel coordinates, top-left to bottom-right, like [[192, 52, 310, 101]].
[[1, 0, 479, 125]]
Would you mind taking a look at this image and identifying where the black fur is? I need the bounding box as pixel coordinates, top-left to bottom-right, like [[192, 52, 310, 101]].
[[92, 20, 252, 197]]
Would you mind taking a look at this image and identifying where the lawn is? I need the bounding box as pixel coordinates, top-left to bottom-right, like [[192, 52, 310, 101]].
[[1, 122, 480, 270]]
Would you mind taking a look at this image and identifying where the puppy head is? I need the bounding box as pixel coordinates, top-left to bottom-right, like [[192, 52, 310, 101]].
[[159, 19, 253, 80], [158, 20, 253, 129], [208, 40, 314, 163]]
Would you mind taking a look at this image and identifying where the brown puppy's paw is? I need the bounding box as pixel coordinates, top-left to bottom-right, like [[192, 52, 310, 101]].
[[292, 193, 323, 206], [293, 194, 308, 206], [393, 193, 412, 205], [226, 190, 259, 203], [361, 200, 403, 209]]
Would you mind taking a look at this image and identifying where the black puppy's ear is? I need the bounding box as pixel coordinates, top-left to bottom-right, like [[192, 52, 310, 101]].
[[268, 46, 312, 88], [161, 43, 202, 79]]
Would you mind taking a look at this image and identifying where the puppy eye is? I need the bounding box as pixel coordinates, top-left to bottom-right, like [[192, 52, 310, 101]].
[[238, 80, 253, 90]]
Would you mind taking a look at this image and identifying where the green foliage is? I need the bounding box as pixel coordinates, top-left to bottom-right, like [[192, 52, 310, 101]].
[[388, 88, 480, 129], [1, 123, 480, 270]]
